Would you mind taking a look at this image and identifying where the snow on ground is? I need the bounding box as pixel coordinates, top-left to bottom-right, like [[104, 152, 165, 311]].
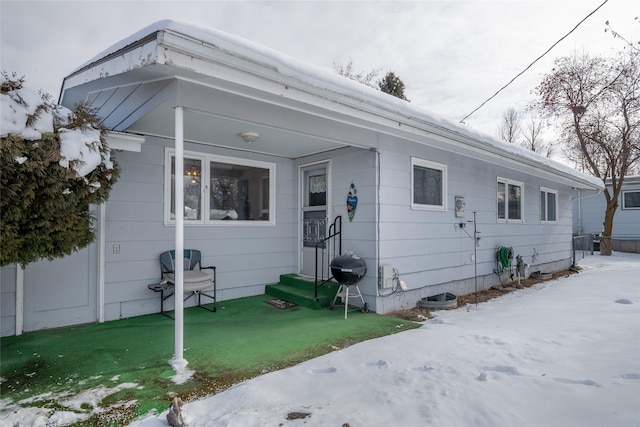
[[0, 381, 141, 426], [129, 252, 640, 427], [2, 253, 638, 427]]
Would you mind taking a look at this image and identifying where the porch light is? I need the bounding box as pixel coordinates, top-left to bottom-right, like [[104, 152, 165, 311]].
[[240, 131, 259, 144]]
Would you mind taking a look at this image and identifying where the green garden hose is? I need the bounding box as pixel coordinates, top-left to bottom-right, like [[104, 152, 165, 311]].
[[497, 246, 513, 269]]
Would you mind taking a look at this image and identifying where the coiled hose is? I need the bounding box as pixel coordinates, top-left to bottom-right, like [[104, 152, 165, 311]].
[[497, 246, 513, 270]]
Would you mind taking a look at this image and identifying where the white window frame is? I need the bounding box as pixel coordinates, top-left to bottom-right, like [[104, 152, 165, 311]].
[[411, 157, 447, 211], [540, 187, 558, 224], [622, 190, 640, 210], [164, 148, 276, 226], [497, 177, 524, 223]]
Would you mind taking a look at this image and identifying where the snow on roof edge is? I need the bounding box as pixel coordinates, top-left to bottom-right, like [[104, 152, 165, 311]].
[[70, 20, 173, 74], [67, 20, 603, 190]]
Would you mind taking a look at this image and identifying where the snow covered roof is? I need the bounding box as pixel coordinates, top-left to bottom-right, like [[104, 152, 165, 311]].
[[63, 19, 604, 191], [604, 175, 640, 186]]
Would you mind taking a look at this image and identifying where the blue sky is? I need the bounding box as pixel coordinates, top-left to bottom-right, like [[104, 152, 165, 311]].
[[1, 0, 637, 140]]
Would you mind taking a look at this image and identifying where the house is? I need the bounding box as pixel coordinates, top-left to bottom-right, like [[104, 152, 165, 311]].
[[1, 20, 604, 336], [573, 175, 640, 253]]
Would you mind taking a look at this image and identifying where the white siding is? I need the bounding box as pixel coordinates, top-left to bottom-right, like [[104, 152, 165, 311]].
[[1, 136, 298, 335], [101, 136, 297, 320], [574, 178, 640, 238], [1, 134, 590, 334], [295, 147, 378, 307], [372, 138, 576, 313]]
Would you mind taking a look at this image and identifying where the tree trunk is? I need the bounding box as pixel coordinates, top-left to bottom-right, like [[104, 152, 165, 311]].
[[600, 200, 617, 256]]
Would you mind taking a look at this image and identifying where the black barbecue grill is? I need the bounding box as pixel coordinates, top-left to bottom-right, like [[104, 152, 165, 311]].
[[330, 253, 368, 318]]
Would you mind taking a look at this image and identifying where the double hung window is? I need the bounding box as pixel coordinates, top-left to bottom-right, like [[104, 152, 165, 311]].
[[497, 177, 523, 222]]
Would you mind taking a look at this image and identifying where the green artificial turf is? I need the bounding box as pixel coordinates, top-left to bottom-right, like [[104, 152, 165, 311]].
[[1, 295, 419, 426]]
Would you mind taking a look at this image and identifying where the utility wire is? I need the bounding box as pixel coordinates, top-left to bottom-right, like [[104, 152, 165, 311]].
[[459, 0, 610, 124]]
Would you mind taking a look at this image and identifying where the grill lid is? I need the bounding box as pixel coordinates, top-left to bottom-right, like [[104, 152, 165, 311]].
[[330, 253, 367, 285]]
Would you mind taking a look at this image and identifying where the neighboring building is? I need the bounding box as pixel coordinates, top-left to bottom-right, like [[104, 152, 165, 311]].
[[1, 21, 604, 336], [573, 175, 640, 253]]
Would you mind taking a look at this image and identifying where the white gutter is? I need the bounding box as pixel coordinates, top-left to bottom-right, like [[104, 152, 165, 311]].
[[105, 131, 146, 152], [571, 187, 602, 201], [169, 105, 188, 372]]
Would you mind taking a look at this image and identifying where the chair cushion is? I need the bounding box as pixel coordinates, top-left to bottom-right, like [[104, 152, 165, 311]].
[[165, 270, 212, 292]]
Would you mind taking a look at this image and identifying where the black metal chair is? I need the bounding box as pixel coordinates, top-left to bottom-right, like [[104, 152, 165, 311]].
[[152, 249, 216, 317]]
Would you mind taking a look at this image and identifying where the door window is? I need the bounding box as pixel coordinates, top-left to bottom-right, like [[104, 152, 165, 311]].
[[303, 169, 327, 248]]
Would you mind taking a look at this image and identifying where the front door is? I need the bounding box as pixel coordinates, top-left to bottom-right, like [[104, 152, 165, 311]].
[[300, 163, 329, 276]]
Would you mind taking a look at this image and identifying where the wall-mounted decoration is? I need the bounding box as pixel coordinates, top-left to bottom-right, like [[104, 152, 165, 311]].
[[346, 182, 358, 222]]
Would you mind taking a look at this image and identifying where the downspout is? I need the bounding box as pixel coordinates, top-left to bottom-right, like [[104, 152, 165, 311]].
[[169, 105, 187, 372], [15, 265, 24, 336], [577, 189, 583, 234], [97, 203, 106, 323], [374, 149, 381, 297]]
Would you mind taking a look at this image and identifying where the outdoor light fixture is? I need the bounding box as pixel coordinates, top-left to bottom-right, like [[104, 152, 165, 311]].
[[240, 131, 259, 143]]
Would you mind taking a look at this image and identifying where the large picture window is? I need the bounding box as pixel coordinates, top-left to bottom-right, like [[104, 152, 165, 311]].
[[497, 177, 523, 222], [622, 190, 640, 209], [165, 149, 275, 225], [540, 187, 558, 223], [411, 157, 447, 211]]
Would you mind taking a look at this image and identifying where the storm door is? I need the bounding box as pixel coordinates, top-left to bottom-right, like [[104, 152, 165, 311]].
[[300, 163, 329, 276]]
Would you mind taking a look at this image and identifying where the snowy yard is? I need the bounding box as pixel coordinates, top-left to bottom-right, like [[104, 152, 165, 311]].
[[2, 252, 638, 426], [130, 252, 640, 427]]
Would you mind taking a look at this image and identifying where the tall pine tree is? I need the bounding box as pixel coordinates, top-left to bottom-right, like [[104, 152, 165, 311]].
[[378, 71, 410, 102]]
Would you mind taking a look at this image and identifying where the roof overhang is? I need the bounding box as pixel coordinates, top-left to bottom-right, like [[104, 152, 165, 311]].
[[60, 20, 605, 191]]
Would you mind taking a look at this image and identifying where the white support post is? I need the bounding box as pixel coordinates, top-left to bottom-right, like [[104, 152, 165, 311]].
[[98, 203, 106, 323], [15, 265, 24, 336], [170, 105, 188, 372]]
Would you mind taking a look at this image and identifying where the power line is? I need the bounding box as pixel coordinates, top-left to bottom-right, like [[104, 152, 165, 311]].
[[459, 0, 610, 125]]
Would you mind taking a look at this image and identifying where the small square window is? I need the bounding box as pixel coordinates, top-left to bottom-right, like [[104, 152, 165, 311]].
[[411, 158, 447, 211], [622, 190, 640, 209]]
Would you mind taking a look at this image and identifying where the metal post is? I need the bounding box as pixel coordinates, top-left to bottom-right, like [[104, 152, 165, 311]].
[[474, 211, 478, 307], [170, 105, 187, 372], [15, 265, 24, 336], [344, 285, 349, 320]]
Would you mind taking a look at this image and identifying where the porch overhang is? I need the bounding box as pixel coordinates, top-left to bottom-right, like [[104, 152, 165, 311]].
[[59, 20, 604, 192]]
